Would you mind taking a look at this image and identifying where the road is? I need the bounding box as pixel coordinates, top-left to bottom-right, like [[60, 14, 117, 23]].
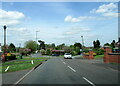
[[18, 57, 119, 85]]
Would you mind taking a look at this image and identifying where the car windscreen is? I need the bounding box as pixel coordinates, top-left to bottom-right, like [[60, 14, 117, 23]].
[[65, 53, 71, 55]]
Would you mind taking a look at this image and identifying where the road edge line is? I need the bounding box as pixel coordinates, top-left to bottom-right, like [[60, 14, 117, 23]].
[[13, 59, 48, 85]]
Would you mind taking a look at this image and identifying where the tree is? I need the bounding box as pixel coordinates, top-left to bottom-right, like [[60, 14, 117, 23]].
[[111, 40, 115, 48], [45, 49, 51, 55], [74, 42, 82, 49], [38, 40, 45, 50], [104, 43, 110, 46], [8, 43, 16, 52], [24, 40, 37, 52], [51, 43, 55, 48], [93, 41, 96, 48], [93, 40, 100, 48], [96, 40, 100, 48], [56, 43, 65, 50]]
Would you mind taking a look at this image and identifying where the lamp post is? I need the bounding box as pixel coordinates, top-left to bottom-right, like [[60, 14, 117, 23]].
[[81, 35, 84, 48], [36, 31, 39, 52], [4, 25, 7, 54], [2, 25, 7, 62]]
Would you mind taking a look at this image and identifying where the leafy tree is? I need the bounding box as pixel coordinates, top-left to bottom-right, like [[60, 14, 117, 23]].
[[104, 43, 110, 46], [96, 40, 100, 48], [51, 43, 55, 48], [74, 42, 82, 49], [38, 40, 45, 50], [75, 47, 80, 55], [111, 40, 115, 48], [45, 49, 51, 55], [8, 43, 16, 52], [24, 40, 37, 52], [56, 43, 65, 50], [93, 40, 100, 48], [93, 41, 96, 48], [63, 46, 71, 53], [40, 49, 45, 55]]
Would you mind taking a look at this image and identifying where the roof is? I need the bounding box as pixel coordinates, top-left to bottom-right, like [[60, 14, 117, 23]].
[[52, 50, 65, 52]]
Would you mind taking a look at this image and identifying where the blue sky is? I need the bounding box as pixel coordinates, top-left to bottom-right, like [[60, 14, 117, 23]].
[[0, 2, 119, 47]]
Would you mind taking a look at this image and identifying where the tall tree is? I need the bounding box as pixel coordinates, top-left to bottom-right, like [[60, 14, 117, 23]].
[[104, 43, 110, 46], [96, 40, 100, 48], [93, 40, 100, 48], [51, 43, 55, 48], [74, 42, 82, 49], [111, 40, 115, 48], [38, 40, 45, 50], [25, 40, 37, 52], [8, 43, 16, 52], [93, 41, 96, 48]]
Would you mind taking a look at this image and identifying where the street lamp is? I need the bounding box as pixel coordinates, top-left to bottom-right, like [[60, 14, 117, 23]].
[[36, 31, 39, 52], [81, 35, 84, 48], [4, 25, 7, 54]]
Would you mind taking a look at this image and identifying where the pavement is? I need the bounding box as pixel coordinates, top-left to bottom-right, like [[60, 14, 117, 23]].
[[1, 57, 120, 85]]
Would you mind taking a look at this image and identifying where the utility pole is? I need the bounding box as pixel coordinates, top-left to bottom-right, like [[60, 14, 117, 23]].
[[36, 31, 39, 52], [81, 35, 84, 48], [19, 43, 21, 48]]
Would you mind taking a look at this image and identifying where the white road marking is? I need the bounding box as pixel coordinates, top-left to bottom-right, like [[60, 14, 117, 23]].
[[83, 77, 95, 86], [63, 62, 66, 64], [14, 68, 34, 85], [68, 66, 76, 72], [61, 59, 63, 62], [5, 66, 9, 72]]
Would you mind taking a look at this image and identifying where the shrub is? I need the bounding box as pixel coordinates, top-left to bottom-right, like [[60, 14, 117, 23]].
[[6, 53, 16, 60], [71, 51, 77, 56], [92, 49, 105, 55], [82, 49, 89, 53]]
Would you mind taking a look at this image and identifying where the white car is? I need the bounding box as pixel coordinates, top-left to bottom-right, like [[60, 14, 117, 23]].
[[64, 53, 72, 59]]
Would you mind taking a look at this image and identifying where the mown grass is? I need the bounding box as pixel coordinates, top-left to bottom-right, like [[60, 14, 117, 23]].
[[0, 57, 50, 73], [94, 55, 104, 59]]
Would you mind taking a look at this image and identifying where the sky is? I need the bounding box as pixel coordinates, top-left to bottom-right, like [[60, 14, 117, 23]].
[[0, 2, 119, 47]]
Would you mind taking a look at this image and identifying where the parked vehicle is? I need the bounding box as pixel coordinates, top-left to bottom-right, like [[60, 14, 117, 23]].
[[64, 53, 72, 59], [52, 54, 59, 56]]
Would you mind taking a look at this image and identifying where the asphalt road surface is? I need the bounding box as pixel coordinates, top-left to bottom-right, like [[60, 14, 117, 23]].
[[19, 57, 119, 85]]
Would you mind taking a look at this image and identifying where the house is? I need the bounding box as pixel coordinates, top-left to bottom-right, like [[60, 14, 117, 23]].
[[52, 50, 66, 55]]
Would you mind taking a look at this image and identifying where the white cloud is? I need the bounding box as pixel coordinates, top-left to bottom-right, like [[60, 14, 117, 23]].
[[64, 27, 91, 35], [64, 15, 95, 23], [0, 9, 25, 26], [90, 3, 118, 17]]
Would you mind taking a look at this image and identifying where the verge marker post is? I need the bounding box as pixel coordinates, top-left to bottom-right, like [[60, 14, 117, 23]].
[[5, 66, 9, 72], [31, 60, 34, 64]]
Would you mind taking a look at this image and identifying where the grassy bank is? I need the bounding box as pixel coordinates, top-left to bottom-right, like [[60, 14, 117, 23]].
[[0, 57, 50, 73]]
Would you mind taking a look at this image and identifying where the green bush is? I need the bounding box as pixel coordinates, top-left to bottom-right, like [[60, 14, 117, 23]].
[[71, 51, 77, 56], [82, 49, 89, 53], [6, 54, 16, 60], [92, 49, 105, 55], [45, 49, 51, 55]]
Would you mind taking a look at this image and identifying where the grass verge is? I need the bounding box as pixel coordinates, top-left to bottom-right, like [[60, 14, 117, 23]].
[[0, 57, 49, 73], [94, 55, 104, 59]]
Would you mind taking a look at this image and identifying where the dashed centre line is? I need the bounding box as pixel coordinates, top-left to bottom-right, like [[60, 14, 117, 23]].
[[67, 66, 76, 72], [63, 62, 66, 64], [83, 77, 95, 86]]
